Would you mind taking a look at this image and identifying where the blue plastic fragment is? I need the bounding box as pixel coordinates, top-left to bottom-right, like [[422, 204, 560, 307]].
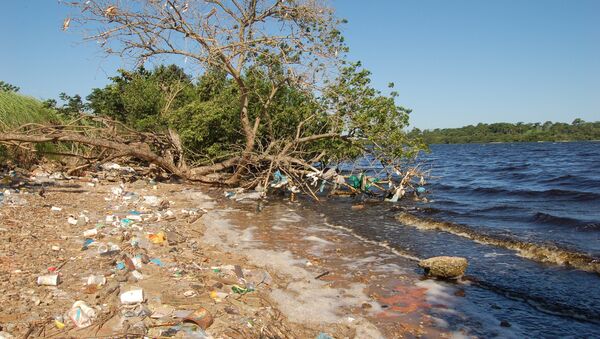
[[120, 218, 133, 226], [150, 258, 164, 267], [82, 238, 94, 250], [316, 333, 333, 339], [116, 262, 126, 270]]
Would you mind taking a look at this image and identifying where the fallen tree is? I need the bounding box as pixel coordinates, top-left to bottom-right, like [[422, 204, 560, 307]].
[[1, 0, 427, 198]]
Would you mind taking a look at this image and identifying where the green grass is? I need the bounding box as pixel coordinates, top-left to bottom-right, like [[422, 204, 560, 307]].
[[0, 91, 59, 131], [0, 91, 63, 162]]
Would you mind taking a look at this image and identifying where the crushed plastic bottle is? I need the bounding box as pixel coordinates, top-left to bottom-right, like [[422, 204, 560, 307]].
[[67, 301, 97, 328]]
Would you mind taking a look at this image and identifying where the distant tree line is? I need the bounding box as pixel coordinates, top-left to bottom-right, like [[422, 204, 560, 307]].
[[409, 120, 600, 144]]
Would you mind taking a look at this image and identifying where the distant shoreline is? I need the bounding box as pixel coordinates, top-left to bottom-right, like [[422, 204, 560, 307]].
[[427, 139, 600, 145], [409, 120, 600, 145]]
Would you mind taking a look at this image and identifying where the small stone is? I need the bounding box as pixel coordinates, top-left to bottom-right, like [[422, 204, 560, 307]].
[[454, 289, 466, 297]]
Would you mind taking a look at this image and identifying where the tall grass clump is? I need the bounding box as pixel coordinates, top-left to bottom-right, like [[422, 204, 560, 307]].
[[0, 91, 62, 165]]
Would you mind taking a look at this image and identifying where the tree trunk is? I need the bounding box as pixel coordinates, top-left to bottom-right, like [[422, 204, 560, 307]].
[[227, 89, 257, 185]]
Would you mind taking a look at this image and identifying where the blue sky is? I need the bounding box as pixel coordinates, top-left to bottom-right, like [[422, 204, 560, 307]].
[[1, 0, 598, 129]]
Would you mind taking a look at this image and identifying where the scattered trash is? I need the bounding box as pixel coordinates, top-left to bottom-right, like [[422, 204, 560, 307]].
[[149, 231, 166, 244], [1, 168, 342, 338], [232, 285, 254, 295], [182, 307, 214, 330], [83, 228, 98, 237], [131, 270, 144, 280], [82, 238, 94, 250], [37, 274, 60, 286], [143, 195, 160, 206], [314, 271, 330, 280], [86, 275, 106, 286], [67, 301, 97, 328], [150, 305, 175, 319], [120, 288, 144, 304], [270, 170, 288, 188], [183, 290, 197, 297], [149, 258, 164, 267], [54, 319, 66, 329], [210, 290, 228, 302]]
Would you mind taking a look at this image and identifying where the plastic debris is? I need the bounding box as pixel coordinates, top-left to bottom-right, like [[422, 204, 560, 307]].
[[270, 170, 288, 188], [120, 288, 144, 304], [82, 238, 94, 250], [83, 228, 98, 237], [149, 231, 166, 244], [67, 301, 97, 328], [131, 270, 144, 280], [182, 307, 214, 330], [37, 274, 60, 286], [86, 275, 106, 286], [232, 284, 254, 295], [150, 305, 175, 319], [149, 258, 164, 267], [210, 290, 228, 302], [54, 319, 66, 329]]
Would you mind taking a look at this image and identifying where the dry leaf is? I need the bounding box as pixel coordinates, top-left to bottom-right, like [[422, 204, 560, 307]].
[[62, 17, 71, 31], [105, 5, 117, 17]]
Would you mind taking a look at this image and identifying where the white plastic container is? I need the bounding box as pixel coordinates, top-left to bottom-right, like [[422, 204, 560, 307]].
[[83, 228, 98, 237], [131, 270, 144, 280], [120, 289, 144, 304], [86, 275, 106, 286], [37, 274, 60, 286], [131, 257, 143, 269]]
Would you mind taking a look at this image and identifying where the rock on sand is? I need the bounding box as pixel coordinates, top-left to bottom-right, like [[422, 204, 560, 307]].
[[418, 256, 468, 279]]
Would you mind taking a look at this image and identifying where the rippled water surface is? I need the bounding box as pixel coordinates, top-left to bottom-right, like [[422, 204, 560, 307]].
[[315, 142, 600, 337]]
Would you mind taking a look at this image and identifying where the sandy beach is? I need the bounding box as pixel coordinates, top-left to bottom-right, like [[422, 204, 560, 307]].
[[0, 174, 457, 338]]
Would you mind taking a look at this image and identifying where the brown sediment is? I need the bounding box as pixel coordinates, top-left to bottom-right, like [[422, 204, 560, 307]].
[[0, 177, 454, 338]]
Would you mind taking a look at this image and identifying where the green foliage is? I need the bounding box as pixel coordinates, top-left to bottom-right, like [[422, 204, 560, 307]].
[[322, 62, 425, 161], [0, 81, 20, 93], [410, 120, 600, 144], [87, 65, 194, 130], [79, 62, 423, 164], [42, 93, 86, 118], [169, 72, 242, 159]]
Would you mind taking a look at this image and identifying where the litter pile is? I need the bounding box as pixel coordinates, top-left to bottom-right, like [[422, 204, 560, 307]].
[[0, 167, 325, 338]]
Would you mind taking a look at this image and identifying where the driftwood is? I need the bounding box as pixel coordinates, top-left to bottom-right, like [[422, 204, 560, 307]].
[[0, 114, 427, 201]]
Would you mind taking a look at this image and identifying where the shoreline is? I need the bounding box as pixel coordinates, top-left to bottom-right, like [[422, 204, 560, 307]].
[[0, 175, 454, 338]]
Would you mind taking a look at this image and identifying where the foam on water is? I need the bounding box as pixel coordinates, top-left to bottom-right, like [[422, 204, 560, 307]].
[[396, 212, 600, 274], [200, 209, 384, 337]]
